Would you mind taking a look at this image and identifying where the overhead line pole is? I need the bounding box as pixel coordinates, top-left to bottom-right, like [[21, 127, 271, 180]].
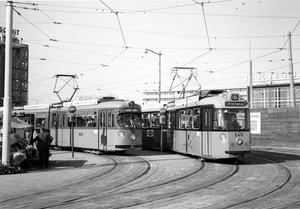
[[288, 32, 295, 107], [145, 49, 162, 103], [2, 1, 13, 166]]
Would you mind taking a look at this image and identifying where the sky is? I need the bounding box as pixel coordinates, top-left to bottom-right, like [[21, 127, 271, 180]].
[[0, 0, 300, 105]]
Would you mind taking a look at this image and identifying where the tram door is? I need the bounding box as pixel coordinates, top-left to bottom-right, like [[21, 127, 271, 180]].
[[201, 107, 213, 156], [98, 110, 107, 151], [166, 111, 175, 149], [51, 112, 65, 147]]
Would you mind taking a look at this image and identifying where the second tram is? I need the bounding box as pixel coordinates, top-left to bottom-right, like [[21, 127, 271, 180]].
[[142, 90, 251, 159]]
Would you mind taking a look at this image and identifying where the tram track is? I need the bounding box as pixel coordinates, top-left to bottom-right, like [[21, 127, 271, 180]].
[[225, 149, 300, 209], [52, 159, 238, 209], [3, 149, 299, 209], [223, 154, 292, 209], [4, 154, 153, 209]]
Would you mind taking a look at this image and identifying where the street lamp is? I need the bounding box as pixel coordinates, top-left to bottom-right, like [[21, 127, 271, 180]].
[[144, 48, 162, 103]]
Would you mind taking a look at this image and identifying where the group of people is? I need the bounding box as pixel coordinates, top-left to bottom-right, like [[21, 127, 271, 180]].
[[24, 127, 53, 169]]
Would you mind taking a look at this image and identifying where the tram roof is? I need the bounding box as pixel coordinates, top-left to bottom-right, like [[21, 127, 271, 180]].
[[8, 98, 141, 114], [166, 92, 248, 110]]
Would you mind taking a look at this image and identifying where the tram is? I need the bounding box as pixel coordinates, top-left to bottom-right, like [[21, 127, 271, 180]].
[[141, 106, 166, 149], [3, 97, 142, 153], [142, 90, 251, 159]]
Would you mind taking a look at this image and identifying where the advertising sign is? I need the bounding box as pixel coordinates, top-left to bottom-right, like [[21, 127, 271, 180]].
[[250, 112, 261, 134]]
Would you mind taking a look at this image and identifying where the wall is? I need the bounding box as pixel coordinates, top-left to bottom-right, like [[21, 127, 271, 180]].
[[251, 107, 300, 148]]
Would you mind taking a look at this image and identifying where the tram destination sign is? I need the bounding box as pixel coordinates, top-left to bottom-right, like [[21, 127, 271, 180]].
[[225, 101, 246, 107]]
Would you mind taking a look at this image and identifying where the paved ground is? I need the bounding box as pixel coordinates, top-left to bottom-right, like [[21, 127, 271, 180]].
[[1, 147, 299, 209]]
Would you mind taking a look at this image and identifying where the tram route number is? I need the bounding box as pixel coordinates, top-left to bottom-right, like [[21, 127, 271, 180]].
[[234, 132, 243, 137]]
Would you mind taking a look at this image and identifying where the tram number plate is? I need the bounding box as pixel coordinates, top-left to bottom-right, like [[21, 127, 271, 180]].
[[147, 130, 154, 137], [234, 132, 243, 137]]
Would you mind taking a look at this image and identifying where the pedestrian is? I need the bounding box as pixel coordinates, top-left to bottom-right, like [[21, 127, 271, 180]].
[[33, 127, 52, 168]]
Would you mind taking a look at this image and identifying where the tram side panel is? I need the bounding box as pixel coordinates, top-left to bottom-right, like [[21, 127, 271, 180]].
[[173, 130, 187, 155], [186, 130, 201, 156]]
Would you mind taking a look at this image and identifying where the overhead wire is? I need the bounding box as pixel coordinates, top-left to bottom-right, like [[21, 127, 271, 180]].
[[9, 1, 300, 101]]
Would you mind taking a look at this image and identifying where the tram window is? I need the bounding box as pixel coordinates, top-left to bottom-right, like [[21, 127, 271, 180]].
[[213, 109, 226, 130], [99, 112, 105, 127], [86, 116, 97, 127], [51, 113, 57, 127], [36, 118, 45, 127], [179, 110, 185, 129], [63, 114, 68, 127], [75, 113, 84, 127], [133, 114, 142, 128], [150, 113, 159, 128], [108, 111, 114, 127], [185, 109, 192, 129], [192, 108, 200, 129], [58, 114, 63, 127], [167, 112, 171, 129], [202, 108, 213, 130], [142, 113, 150, 128]]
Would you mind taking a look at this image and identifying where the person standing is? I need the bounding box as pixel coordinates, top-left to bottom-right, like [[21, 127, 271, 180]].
[[33, 127, 52, 168]]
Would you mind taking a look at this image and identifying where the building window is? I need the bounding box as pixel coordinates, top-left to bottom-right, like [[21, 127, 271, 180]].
[[21, 82, 27, 91]]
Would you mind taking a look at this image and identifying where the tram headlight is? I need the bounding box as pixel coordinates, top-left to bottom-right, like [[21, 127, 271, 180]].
[[118, 131, 125, 140], [131, 135, 136, 140], [236, 138, 243, 145]]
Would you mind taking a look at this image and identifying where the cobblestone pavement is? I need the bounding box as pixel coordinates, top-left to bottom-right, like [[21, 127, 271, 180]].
[[0, 147, 300, 209]]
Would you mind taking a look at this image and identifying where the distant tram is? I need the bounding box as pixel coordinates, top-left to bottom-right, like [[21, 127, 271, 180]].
[[3, 97, 142, 153], [142, 90, 251, 159]]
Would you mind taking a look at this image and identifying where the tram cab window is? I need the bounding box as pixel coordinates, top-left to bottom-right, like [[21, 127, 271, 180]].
[[222, 109, 249, 131], [117, 113, 142, 128]]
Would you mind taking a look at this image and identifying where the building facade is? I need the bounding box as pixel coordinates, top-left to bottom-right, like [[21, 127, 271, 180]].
[[251, 83, 300, 108], [0, 33, 28, 107]]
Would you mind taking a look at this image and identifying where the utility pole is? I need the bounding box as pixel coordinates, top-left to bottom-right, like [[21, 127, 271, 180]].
[[2, 1, 13, 166], [288, 31, 295, 107], [249, 41, 253, 109], [144, 49, 162, 103], [250, 60, 253, 108]]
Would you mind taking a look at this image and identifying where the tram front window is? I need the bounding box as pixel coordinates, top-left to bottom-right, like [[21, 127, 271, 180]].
[[214, 109, 249, 131], [117, 113, 142, 128]]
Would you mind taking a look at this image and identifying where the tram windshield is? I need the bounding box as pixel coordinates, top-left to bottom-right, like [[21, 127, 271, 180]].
[[214, 109, 250, 131], [117, 113, 142, 128]]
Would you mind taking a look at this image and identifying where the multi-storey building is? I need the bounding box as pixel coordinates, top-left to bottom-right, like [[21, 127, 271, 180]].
[[0, 33, 28, 107]]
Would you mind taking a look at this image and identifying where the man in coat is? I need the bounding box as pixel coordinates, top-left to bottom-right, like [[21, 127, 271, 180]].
[[33, 127, 52, 168]]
